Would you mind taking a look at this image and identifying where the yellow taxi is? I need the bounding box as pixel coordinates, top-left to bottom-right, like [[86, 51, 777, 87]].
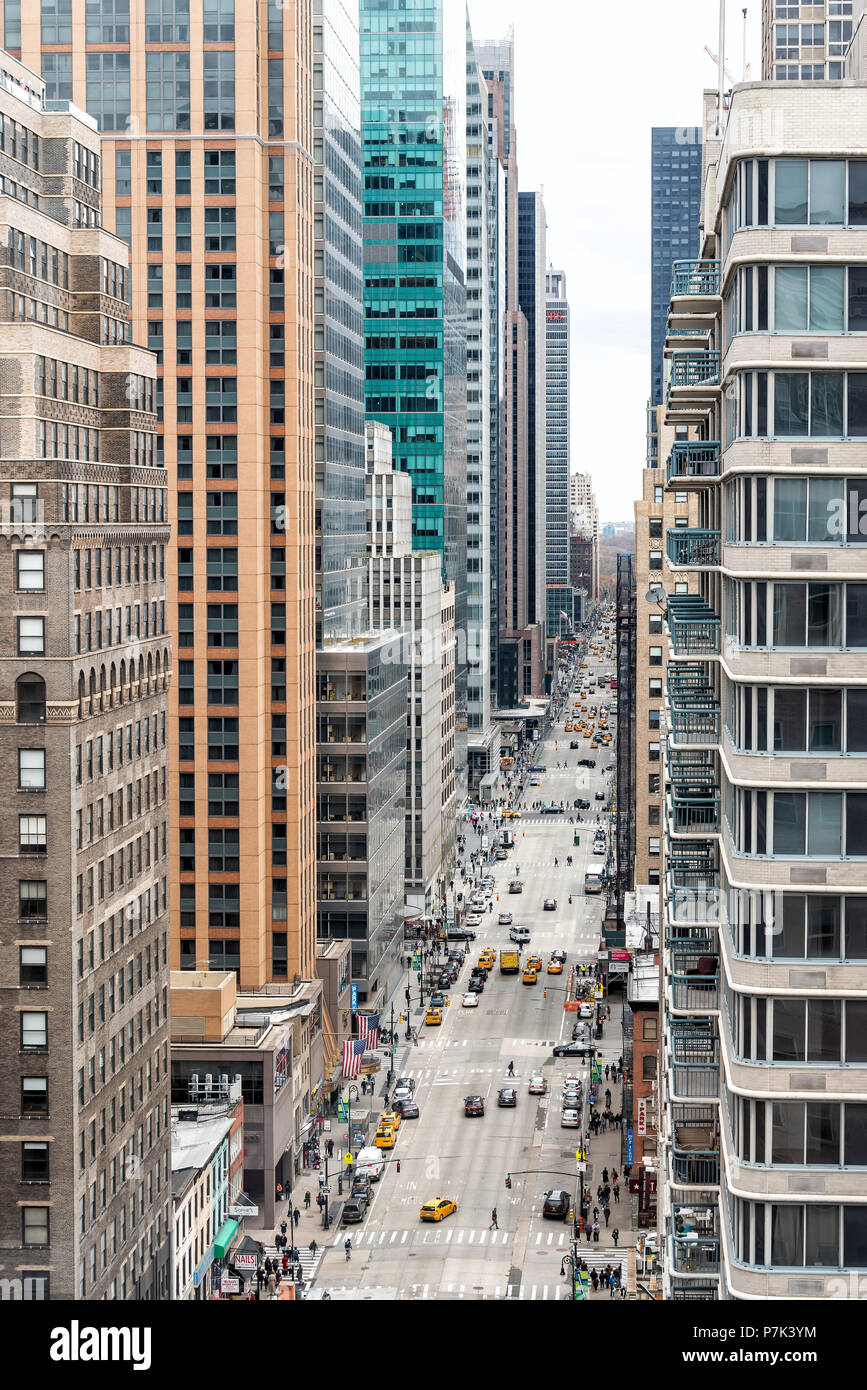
[[547, 958, 564, 974], [379, 1109, 401, 1131], [374, 1125, 396, 1149], [583, 729, 592, 739], [503, 809, 522, 820], [527, 954, 543, 971], [590, 741, 599, 750], [419, 1198, 457, 1223], [522, 966, 538, 985], [425, 1006, 443, 1026], [564, 722, 574, 733]]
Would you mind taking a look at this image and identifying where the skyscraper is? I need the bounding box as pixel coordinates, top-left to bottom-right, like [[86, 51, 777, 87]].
[[0, 50, 170, 1301], [762, 0, 855, 80], [660, 80, 867, 1300], [479, 34, 545, 706], [359, 0, 468, 767], [649, 128, 702, 416], [12, 2, 326, 1180], [465, 43, 502, 795], [545, 266, 571, 640], [11, 0, 319, 995], [517, 189, 547, 630]]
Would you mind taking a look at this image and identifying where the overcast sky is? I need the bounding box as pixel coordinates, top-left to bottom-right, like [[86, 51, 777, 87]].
[[468, 0, 762, 520]]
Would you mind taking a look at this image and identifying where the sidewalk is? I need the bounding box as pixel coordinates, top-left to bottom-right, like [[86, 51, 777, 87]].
[[578, 992, 633, 1301]]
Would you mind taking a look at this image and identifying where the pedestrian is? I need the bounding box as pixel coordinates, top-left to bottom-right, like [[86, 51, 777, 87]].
[[281, 1252, 289, 1273], [256, 1265, 265, 1291], [624, 1164, 632, 1180], [304, 1189, 311, 1209], [592, 1206, 599, 1223], [612, 1227, 620, 1247], [603, 1184, 611, 1203], [267, 1271, 277, 1298], [596, 1184, 603, 1201], [613, 1181, 620, 1203], [591, 1269, 599, 1293], [612, 1169, 618, 1183], [585, 1223, 592, 1244], [328, 1139, 334, 1158], [592, 1221, 600, 1243], [280, 1219, 288, 1236], [602, 1167, 609, 1185], [293, 1206, 300, 1228], [609, 1273, 618, 1299], [605, 1089, 611, 1109], [275, 1267, 282, 1287], [604, 1064, 610, 1081], [490, 1208, 499, 1230], [604, 1207, 610, 1227], [309, 1239, 318, 1259]]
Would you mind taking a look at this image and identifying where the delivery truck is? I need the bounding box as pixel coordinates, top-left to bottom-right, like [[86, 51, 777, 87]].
[[500, 948, 520, 974]]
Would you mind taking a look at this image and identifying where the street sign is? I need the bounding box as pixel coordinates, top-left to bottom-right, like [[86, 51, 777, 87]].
[[234, 1252, 257, 1272], [220, 1275, 240, 1294], [344, 1152, 353, 1165], [626, 1127, 634, 1166], [350, 984, 357, 1011]]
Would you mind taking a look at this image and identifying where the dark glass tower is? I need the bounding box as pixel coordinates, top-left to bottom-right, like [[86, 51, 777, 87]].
[[359, 0, 468, 677], [650, 127, 702, 408]]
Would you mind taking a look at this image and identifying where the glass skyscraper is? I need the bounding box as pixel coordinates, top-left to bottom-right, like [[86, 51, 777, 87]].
[[359, 0, 468, 663], [650, 127, 702, 408]]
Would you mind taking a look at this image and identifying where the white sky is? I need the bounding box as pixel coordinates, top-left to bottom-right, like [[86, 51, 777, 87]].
[[468, 0, 762, 520]]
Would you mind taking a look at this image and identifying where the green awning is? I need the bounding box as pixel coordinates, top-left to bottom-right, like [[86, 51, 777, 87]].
[[214, 1218, 239, 1259]]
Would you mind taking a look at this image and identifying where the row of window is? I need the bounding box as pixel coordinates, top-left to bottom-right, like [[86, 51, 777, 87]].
[[726, 369, 867, 442], [726, 263, 867, 339], [728, 890, 867, 962], [728, 988, 867, 1064], [61, 487, 167, 526], [78, 783, 166, 852], [7, 228, 69, 285], [729, 682, 867, 754], [729, 1200, 866, 1271], [726, 578, 867, 649], [77, 858, 167, 921], [37, 421, 99, 462], [726, 158, 867, 237], [74, 601, 168, 653], [726, 474, 867, 546], [8, 293, 70, 332], [76, 952, 165, 1052], [74, 544, 166, 591], [729, 785, 867, 858], [37, 356, 99, 405]]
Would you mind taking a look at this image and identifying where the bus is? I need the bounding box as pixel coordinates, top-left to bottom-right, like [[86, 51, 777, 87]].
[[584, 861, 605, 895], [610, 677, 618, 692]]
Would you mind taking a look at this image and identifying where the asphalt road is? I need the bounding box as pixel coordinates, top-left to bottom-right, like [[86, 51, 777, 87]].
[[313, 639, 617, 1300]]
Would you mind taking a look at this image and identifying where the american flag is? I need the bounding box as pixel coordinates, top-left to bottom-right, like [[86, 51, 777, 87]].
[[357, 1012, 380, 1051], [341, 1038, 366, 1079]]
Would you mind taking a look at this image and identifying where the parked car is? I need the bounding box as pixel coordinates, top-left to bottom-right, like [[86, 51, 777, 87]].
[[542, 1189, 570, 1220], [341, 1198, 367, 1224]]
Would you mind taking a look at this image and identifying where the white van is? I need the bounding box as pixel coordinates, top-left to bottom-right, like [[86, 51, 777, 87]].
[[354, 1147, 385, 1181]]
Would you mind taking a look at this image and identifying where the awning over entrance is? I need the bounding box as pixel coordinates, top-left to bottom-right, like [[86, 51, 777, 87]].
[[214, 1217, 239, 1259]]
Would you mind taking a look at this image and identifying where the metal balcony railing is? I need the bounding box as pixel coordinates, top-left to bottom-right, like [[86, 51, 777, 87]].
[[669, 1057, 719, 1099], [666, 884, 723, 928], [668, 799, 720, 835], [668, 351, 721, 391], [666, 529, 721, 569], [671, 1148, 720, 1186], [666, 841, 717, 887], [671, 973, 720, 1011], [671, 1237, 721, 1275], [669, 1284, 719, 1300], [666, 441, 721, 486], [671, 259, 721, 298], [666, 596, 721, 656], [670, 706, 721, 744]]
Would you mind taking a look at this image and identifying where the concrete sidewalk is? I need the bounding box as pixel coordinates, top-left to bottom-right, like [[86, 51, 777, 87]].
[[578, 992, 633, 1301]]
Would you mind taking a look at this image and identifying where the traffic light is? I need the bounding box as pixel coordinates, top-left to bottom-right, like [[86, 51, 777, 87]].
[[505, 1173, 512, 1190]]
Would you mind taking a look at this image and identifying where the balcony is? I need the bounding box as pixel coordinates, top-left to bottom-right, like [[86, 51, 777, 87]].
[[671, 1106, 720, 1187], [670, 1235, 720, 1276], [667, 663, 720, 747], [670, 259, 721, 301], [666, 595, 721, 657], [669, 351, 721, 390], [669, 1023, 719, 1099], [668, 749, 719, 836], [665, 440, 721, 488], [669, 939, 720, 1011], [666, 528, 720, 570]]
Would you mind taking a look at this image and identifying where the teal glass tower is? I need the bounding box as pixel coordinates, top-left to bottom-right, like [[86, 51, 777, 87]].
[[359, 0, 468, 659]]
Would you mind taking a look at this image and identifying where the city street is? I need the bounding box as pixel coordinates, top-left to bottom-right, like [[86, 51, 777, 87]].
[[298, 636, 626, 1300]]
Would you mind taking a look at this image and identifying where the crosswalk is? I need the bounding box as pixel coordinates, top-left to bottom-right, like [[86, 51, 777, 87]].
[[332, 1225, 513, 1248], [311, 1282, 570, 1300]]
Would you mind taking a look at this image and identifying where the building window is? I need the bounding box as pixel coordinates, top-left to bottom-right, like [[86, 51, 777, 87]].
[[18, 749, 45, 788], [649, 518, 663, 538], [16, 551, 44, 591], [648, 743, 660, 762], [145, 0, 189, 43], [20, 946, 47, 986], [21, 1011, 47, 1051], [21, 1141, 49, 1183], [21, 1076, 48, 1116], [203, 0, 234, 41], [145, 51, 191, 131], [19, 814, 46, 852], [649, 646, 662, 667], [643, 1016, 658, 1041], [649, 550, 663, 570], [86, 52, 130, 133], [18, 617, 44, 656], [42, 51, 73, 102], [22, 1206, 49, 1247], [203, 51, 235, 130], [642, 1054, 658, 1079], [41, 0, 71, 44], [20, 881, 47, 919]]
